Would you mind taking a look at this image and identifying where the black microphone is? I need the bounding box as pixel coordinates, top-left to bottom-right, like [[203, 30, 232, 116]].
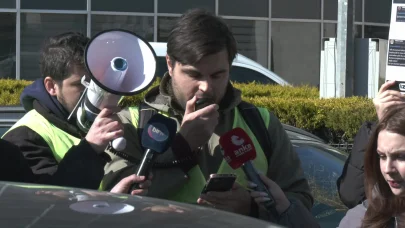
[[130, 113, 177, 192], [219, 127, 279, 216]]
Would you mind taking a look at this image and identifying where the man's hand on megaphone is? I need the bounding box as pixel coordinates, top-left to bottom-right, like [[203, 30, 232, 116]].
[[179, 96, 219, 151], [85, 108, 124, 153]]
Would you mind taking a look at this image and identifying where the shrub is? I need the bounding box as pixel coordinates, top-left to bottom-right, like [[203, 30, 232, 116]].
[[0, 79, 375, 142], [242, 96, 376, 142], [233, 82, 319, 99], [0, 79, 33, 105]]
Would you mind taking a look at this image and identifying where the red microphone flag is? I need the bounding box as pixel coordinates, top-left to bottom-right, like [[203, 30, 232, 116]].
[[219, 127, 257, 169]]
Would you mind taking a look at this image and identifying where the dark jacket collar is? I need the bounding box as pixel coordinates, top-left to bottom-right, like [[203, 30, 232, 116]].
[[20, 79, 70, 120]]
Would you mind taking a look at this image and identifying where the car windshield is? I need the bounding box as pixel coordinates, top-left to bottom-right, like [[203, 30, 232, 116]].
[[304, 143, 348, 161], [229, 66, 276, 84], [286, 130, 324, 143], [293, 142, 348, 226], [0, 127, 9, 136]]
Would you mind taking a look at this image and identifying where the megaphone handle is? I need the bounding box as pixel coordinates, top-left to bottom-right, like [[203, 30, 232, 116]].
[[111, 137, 127, 151]]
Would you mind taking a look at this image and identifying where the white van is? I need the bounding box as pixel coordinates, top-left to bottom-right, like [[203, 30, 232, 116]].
[[149, 42, 290, 86]]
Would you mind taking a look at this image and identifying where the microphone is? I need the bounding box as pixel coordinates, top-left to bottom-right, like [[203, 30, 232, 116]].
[[130, 113, 177, 192], [219, 127, 278, 215]]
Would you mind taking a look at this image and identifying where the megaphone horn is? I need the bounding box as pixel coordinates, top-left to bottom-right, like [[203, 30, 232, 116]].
[[72, 29, 157, 151]]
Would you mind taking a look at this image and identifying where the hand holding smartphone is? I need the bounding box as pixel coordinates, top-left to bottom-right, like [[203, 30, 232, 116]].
[[201, 174, 236, 194]]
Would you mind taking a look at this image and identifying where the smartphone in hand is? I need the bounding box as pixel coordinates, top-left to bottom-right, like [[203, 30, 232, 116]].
[[201, 174, 237, 194]]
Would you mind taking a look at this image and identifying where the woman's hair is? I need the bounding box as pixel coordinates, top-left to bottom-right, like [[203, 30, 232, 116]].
[[362, 103, 405, 228]]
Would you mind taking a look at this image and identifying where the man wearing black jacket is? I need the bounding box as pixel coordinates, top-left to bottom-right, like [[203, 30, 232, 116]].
[[1, 32, 150, 194], [0, 139, 35, 183], [337, 80, 405, 208], [0, 138, 148, 196]]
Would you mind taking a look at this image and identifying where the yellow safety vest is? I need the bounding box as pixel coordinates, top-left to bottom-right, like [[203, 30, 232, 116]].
[[1, 110, 105, 189], [129, 106, 270, 204], [3, 107, 270, 203], [2, 110, 81, 162]]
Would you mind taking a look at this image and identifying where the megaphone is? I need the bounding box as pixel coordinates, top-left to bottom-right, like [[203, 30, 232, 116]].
[[68, 29, 157, 151]]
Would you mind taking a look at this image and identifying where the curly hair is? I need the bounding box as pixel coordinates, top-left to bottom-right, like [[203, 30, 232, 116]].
[[39, 32, 89, 82]]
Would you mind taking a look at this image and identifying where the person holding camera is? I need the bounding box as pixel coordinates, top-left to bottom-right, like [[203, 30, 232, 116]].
[[337, 80, 405, 208]]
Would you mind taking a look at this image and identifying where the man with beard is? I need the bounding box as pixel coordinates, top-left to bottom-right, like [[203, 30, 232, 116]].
[[102, 8, 317, 226], [2, 32, 151, 195]]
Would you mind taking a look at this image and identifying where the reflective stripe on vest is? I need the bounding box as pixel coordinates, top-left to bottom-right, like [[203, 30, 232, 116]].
[[2, 110, 103, 191], [129, 106, 270, 204], [2, 110, 81, 162]]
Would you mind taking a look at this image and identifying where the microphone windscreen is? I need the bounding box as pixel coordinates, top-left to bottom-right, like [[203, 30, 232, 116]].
[[219, 127, 257, 169], [141, 113, 177, 153]]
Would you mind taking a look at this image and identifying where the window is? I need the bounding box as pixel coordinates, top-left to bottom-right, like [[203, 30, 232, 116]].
[[225, 19, 269, 68], [156, 57, 168, 78], [92, 0, 154, 13], [272, 22, 321, 86], [157, 17, 179, 42], [0, 0, 15, 8], [20, 14, 87, 81], [21, 0, 86, 10], [159, 18, 269, 68], [365, 0, 392, 23], [324, 0, 363, 21], [272, 0, 321, 19], [158, 0, 215, 14], [91, 15, 154, 41], [219, 0, 269, 17], [364, 25, 390, 40], [0, 13, 16, 79], [230, 66, 275, 84], [323, 23, 363, 38]]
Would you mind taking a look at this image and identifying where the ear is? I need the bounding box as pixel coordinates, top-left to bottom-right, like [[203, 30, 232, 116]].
[[44, 77, 59, 96], [166, 54, 174, 77]]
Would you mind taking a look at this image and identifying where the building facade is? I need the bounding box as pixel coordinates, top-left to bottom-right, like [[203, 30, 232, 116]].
[[0, 0, 392, 86]]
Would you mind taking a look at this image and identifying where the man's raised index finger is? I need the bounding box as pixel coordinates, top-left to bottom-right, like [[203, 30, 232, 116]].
[[98, 108, 113, 118]]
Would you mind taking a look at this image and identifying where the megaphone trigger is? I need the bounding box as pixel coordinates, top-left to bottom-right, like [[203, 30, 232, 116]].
[[112, 137, 127, 152]]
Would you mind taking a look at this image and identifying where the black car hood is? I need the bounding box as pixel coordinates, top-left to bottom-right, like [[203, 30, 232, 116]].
[[0, 181, 282, 228]]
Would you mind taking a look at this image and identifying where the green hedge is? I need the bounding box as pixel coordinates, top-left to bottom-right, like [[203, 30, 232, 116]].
[[243, 96, 376, 141], [0, 79, 33, 105], [235, 83, 319, 99], [0, 79, 376, 142]]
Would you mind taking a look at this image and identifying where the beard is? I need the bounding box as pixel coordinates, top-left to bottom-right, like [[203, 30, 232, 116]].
[[170, 79, 220, 112], [57, 92, 75, 115], [170, 79, 188, 111]]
